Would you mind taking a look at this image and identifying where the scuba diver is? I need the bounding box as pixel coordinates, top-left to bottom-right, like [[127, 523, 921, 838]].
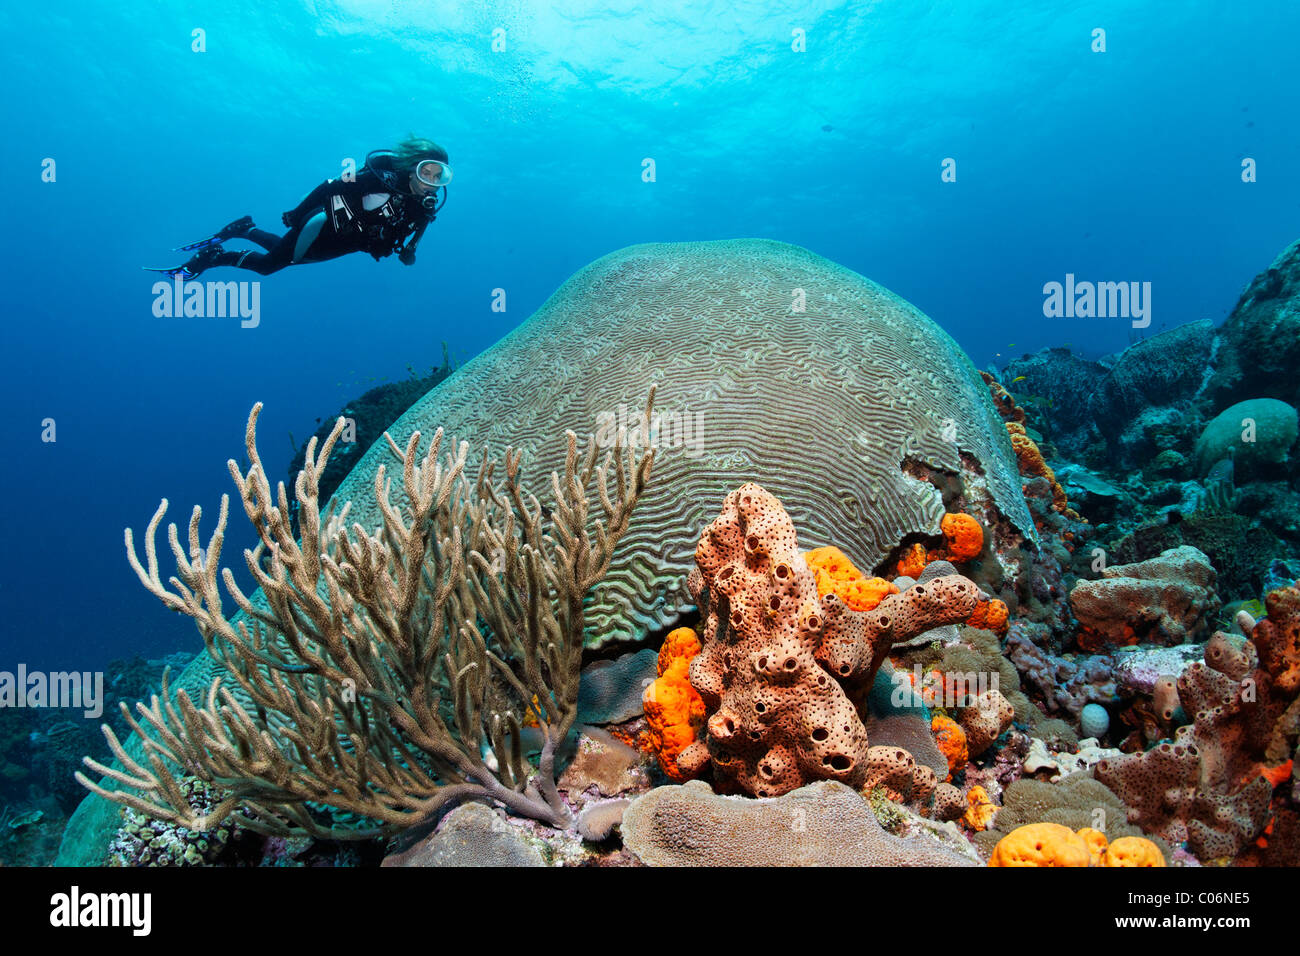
[[147, 137, 451, 279]]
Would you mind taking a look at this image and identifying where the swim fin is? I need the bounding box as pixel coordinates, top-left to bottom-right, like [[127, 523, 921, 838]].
[[143, 243, 229, 280], [173, 215, 255, 252], [141, 263, 199, 280]]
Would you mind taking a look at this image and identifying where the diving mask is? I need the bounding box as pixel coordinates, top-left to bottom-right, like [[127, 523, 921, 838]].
[[416, 159, 453, 187]]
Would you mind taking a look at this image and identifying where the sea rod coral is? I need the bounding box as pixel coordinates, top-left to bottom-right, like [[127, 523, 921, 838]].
[[76, 396, 654, 836]]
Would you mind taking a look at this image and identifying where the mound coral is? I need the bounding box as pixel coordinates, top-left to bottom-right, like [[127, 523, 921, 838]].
[[683, 483, 982, 797], [1069, 546, 1221, 650], [641, 627, 707, 780], [1195, 398, 1298, 477], [621, 780, 979, 866]]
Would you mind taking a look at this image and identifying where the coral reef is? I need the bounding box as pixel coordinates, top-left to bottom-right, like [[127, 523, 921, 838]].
[[79, 398, 654, 835], [683, 483, 981, 796], [904, 623, 1079, 746], [272, 239, 1036, 653], [381, 802, 546, 867], [1094, 584, 1300, 861]]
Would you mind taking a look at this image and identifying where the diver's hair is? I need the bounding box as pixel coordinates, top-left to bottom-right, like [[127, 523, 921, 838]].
[[390, 135, 449, 177]]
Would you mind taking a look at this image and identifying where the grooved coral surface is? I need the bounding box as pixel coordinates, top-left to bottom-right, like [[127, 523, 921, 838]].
[[322, 239, 1033, 650], [621, 780, 979, 866]]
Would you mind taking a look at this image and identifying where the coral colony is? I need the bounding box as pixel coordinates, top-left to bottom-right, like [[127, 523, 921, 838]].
[[59, 239, 1300, 867]]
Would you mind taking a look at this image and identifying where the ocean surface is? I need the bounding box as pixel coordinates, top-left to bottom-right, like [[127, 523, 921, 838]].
[[2, 0, 1297, 676]]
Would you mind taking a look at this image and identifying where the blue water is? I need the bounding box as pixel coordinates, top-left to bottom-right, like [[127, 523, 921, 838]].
[[2, 0, 1297, 672]]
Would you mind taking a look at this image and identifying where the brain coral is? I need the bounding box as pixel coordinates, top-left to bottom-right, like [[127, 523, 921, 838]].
[[320, 239, 1032, 651]]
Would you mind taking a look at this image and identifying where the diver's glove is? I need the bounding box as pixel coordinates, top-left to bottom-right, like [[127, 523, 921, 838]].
[[281, 210, 299, 229], [398, 247, 416, 266]]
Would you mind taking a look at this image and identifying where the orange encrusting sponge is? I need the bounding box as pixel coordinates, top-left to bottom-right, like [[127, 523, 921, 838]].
[[988, 823, 1092, 867], [939, 512, 984, 562], [641, 627, 707, 780], [964, 785, 997, 831], [988, 823, 1166, 867], [968, 598, 1010, 635], [804, 546, 899, 612], [893, 512, 986, 577], [931, 714, 968, 781]]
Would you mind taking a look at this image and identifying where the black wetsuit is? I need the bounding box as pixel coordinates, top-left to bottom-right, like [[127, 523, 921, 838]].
[[201, 158, 436, 276]]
